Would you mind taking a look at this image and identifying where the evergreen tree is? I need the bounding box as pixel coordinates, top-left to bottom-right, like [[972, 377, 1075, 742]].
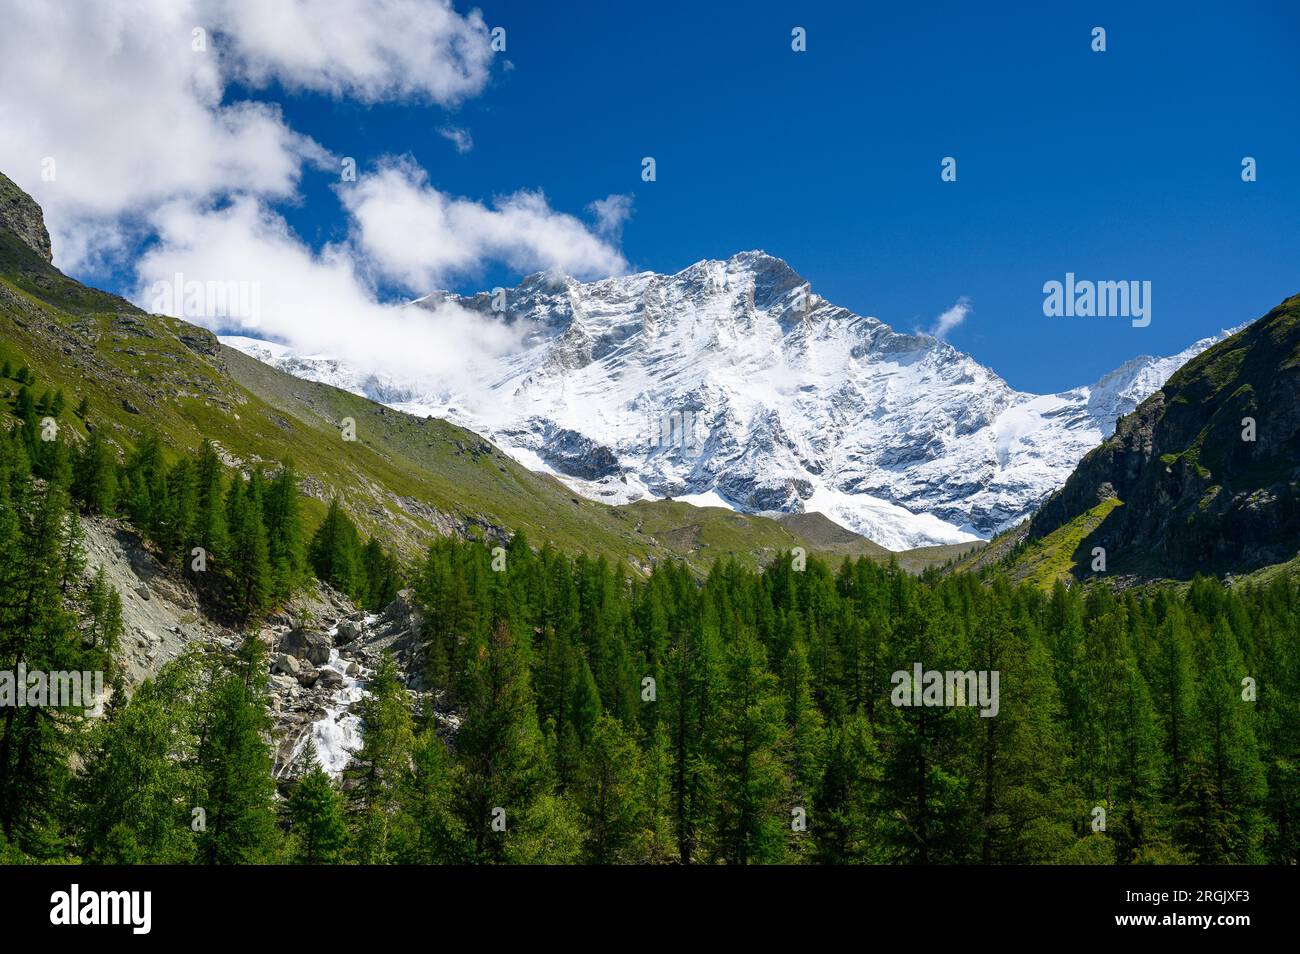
[[0, 475, 100, 852], [360, 537, 400, 610], [710, 629, 791, 864], [194, 636, 279, 864], [662, 570, 719, 864], [193, 439, 227, 566], [58, 507, 86, 595], [263, 462, 307, 600], [1179, 615, 1267, 862], [288, 741, 350, 864], [77, 656, 201, 863], [638, 720, 677, 862], [454, 618, 548, 863], [393, 729, 464, 864], [577, 713, 645, 863], [814, 713, 886, 863], [783, 639, 827, 825], [225, 476, 271, 621], [309, 497, 361, 598], [346, 655, 415, 863], [82, 566, 124, 658], [72, 430, 118, 515]]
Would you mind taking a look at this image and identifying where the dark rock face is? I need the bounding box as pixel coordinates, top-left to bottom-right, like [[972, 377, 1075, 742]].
[[1029, 295, 1300, 579], [536, 425, 621, 480], [0, 172, 53, 263], [716, 472, 813, 512]]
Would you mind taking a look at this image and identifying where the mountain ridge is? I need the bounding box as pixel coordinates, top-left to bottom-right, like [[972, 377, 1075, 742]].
[[0, 170, 928, 578], [223, 250, 1236, 550]]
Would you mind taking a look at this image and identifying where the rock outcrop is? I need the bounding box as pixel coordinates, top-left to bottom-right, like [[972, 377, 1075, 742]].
[[1028, 294, 1300, 579], [0, 171, 53, 263]]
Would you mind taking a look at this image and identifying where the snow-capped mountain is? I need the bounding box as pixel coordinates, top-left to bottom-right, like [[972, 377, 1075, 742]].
[[222, 251, 1233, 550]]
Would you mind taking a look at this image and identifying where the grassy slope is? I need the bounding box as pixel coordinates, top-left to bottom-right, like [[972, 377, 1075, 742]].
[[0, 224, 962, 575], [1009, 497, 1123, 588], [945, 501, 1129, 590]]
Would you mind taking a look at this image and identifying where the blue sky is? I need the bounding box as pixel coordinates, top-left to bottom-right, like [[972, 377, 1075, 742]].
[[12, 0, 1300, 393]]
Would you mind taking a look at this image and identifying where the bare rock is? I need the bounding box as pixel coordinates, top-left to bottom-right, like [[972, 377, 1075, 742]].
[[282, 627, 332, 666], [271, 653, 301, 677]]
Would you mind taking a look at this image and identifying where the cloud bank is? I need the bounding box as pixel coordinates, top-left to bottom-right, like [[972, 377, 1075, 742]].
[[0, 0, 629, 382], [341, 162, 629, 292], [134, 197, 523, 395]]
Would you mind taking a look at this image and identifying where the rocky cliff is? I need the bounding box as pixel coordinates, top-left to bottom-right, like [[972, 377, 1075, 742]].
[[1028, 294, 1300, 579]]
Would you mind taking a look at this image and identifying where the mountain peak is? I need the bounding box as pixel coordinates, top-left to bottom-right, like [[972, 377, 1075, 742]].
[[728, 248, 781, 266], [0, 172, 54, 263]]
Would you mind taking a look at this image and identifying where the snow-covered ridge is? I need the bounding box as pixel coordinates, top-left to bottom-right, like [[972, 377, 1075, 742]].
[[221, 252, 1234, 550]]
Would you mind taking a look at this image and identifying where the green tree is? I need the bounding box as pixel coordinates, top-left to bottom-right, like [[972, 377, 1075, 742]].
[[225, 476, 271, 621], [454, 618, 548, 863], [77, 656, 201, 863], [393, 729, 464, 864], [193, 439, 228, 566], [814, 713, 886, 863], [309, 497, 361, 597], [72, 430, 117, 515], [346, 655, 415, 864], [711, 630, 791, 864], [577, 713, 645, 863], [194, 636, 279, 864], [288, 741, 350, 864], [263, 461, 307, 600]]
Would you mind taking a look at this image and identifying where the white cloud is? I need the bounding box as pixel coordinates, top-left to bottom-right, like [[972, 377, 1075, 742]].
[[213, 0, 494, 104], [587, 194, 634, 239], [341, 161, 629, 292], [0, 0, 630, 391], [0, 0, 332, 270], [0, 0, 492, 273], [928, 297, 972, 340], [438, 126, 474, 154], [131, 197, 522, 397]]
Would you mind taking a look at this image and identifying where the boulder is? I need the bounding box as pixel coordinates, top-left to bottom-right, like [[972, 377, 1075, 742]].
[[271, 653, 301, 677], [345, 661, 361, 677], [317, 669, 345, 691], [282, 627, 332, 666], [297, 667, 319, 689], [336, 619, 362, 645]]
